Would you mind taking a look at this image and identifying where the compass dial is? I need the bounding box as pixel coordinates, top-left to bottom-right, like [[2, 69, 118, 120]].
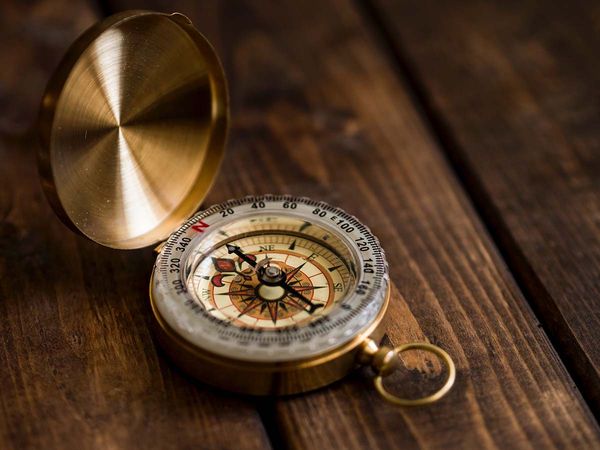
[[188, 233, 353, 329], [151, 196, 388, 362]]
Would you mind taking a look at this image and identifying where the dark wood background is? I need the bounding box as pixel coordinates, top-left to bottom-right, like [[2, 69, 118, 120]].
[[1, 0, 599, 448]]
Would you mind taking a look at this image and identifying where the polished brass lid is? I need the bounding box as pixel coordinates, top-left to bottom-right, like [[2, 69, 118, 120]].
[[38, 11, 228, 249]]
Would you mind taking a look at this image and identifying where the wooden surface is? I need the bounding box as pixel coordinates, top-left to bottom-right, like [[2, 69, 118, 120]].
[[369, 0, 600, 417], [0, 0, 599, 448]]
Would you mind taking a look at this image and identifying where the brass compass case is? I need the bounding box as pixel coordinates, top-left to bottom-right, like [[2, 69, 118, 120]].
[[149, 196, 393, 395], [37, 11, 454, 403]]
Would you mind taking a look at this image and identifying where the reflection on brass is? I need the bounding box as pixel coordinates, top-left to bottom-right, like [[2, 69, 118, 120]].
[[38, 11, 228, 249]]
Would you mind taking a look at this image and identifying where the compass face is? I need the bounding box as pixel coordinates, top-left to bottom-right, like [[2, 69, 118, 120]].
[[188, 233, 352, 329], [151, 196, 388, 362]]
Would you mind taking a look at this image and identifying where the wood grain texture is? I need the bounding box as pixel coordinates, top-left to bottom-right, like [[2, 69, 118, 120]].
[[369, 0, 600, 416], [0, 1, 97, 134], [103, 0, 600, 448], [0, 1, 271, 449]]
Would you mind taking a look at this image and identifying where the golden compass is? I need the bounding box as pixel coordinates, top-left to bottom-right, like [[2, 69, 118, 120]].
[[38, 11, 455, 404]]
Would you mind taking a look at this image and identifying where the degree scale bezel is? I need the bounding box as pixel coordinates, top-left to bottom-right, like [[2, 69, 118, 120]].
[[150, 195, 390, 395]]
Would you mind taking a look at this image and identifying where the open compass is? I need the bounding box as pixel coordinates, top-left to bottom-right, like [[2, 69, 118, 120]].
[[38, 11, 455, 404]]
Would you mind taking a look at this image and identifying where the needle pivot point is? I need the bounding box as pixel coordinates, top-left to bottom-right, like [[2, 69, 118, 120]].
[[259, 264, 285, 285]]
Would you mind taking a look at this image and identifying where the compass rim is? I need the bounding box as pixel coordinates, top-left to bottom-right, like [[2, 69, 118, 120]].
[[150, 272, 390, 395], [152, 195, 390, 364]]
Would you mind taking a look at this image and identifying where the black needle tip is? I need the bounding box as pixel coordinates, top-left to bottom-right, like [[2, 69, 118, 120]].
[[227, 243, 257, 268], [308, 303, 325, 314]]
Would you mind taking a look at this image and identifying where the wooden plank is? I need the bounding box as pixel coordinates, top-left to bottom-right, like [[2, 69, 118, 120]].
[[369, 0, 600, 416], [0, 1, 271, 449], [105, 0, 600, 448], [0, 1, 96, 134]]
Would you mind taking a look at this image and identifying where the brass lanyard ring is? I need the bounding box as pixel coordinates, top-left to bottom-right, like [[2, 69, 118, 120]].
[[373, 342, 456, 407]]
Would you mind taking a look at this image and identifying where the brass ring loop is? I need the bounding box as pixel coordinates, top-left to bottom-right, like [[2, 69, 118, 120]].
[[374, 343, 456, 407]]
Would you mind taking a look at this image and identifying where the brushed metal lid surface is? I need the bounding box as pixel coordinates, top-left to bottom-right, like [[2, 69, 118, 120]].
[[38, 11, 228, 249]]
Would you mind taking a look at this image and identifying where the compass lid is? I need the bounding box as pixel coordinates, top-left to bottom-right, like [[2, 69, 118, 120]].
[[38, 11, 228, 249]]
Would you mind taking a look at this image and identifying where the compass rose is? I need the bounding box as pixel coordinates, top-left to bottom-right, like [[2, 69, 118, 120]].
[[210, 244, 326, 324]]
